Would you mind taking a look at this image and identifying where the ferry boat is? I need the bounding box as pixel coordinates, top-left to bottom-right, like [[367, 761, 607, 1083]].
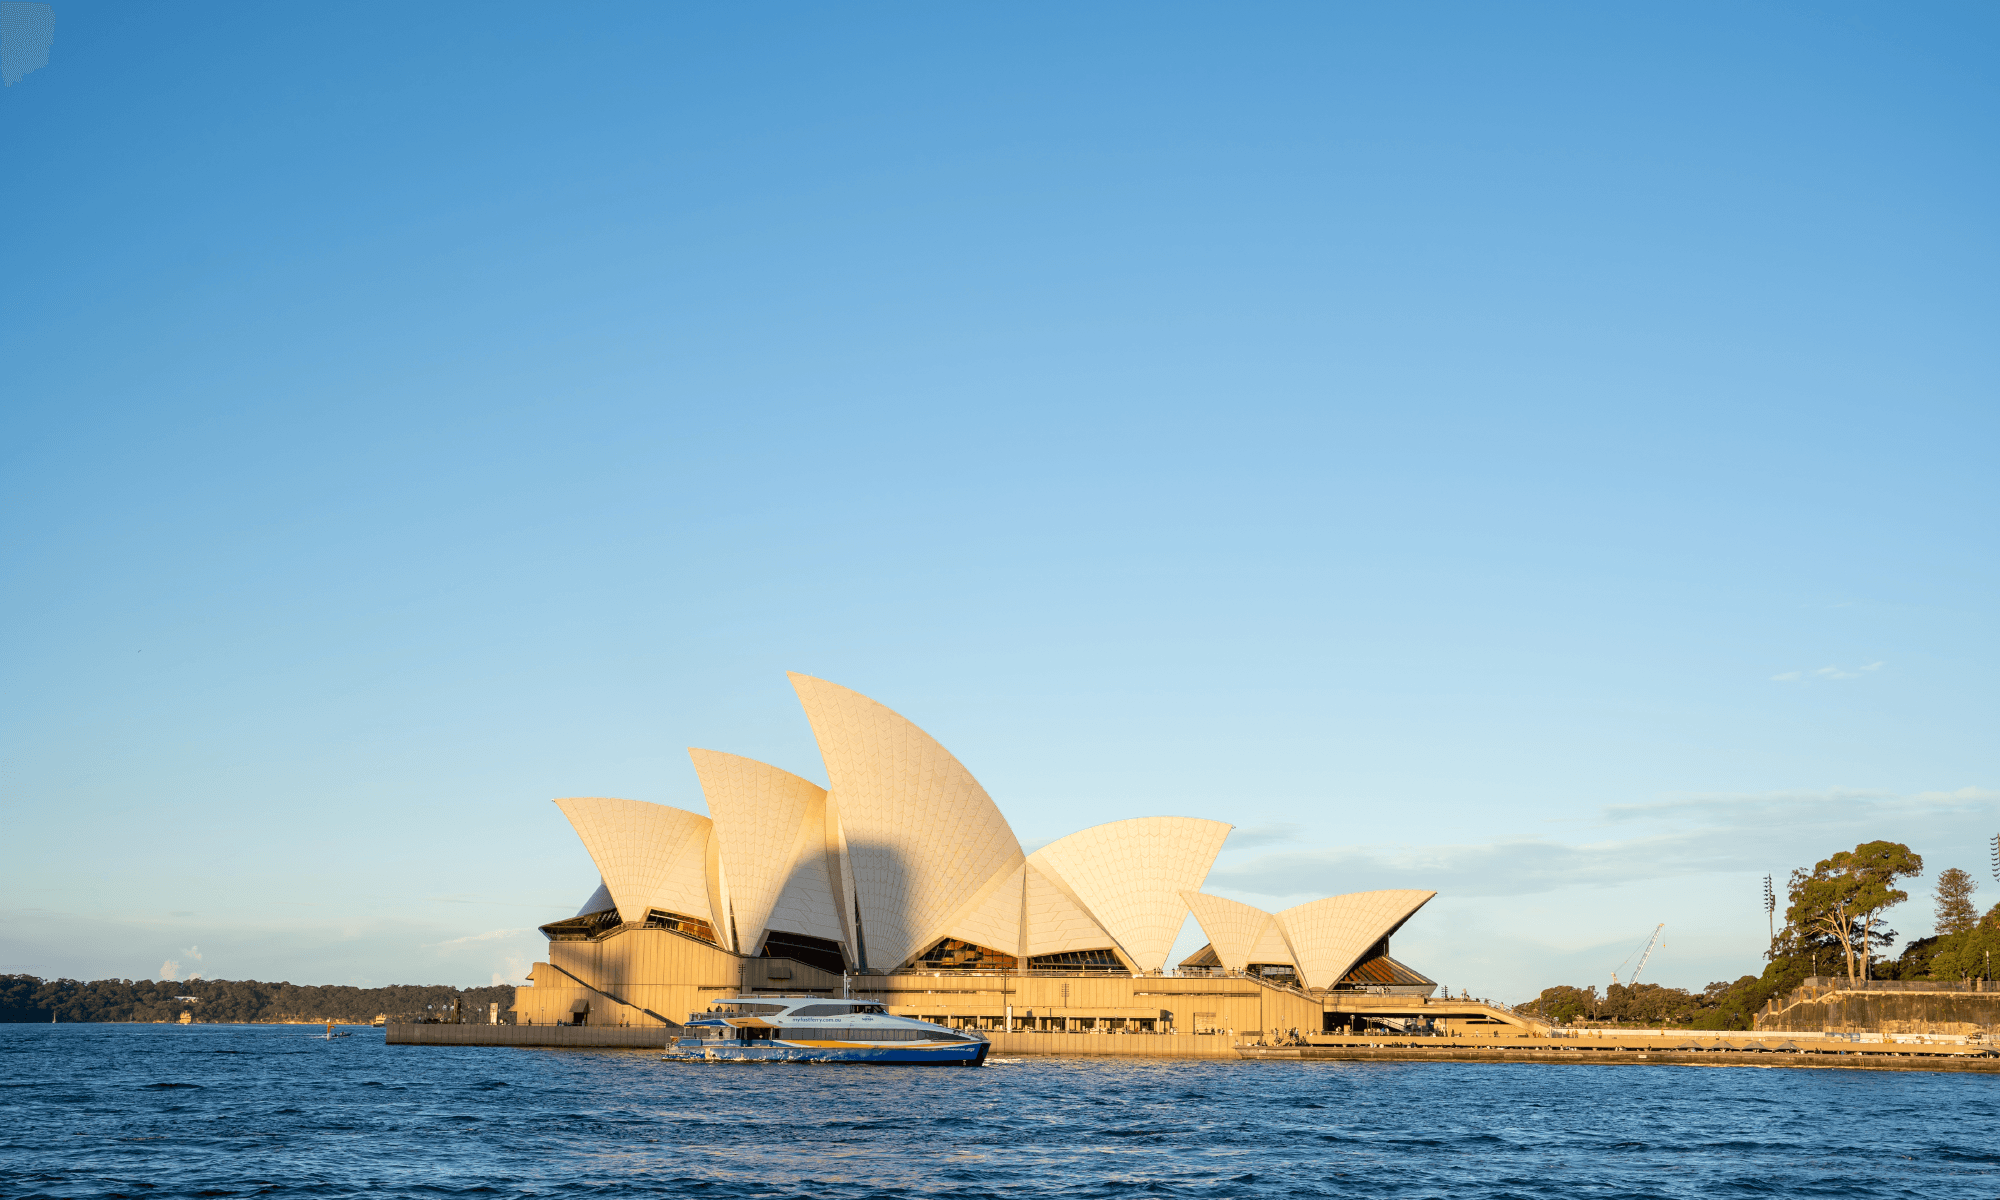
[[664, 997, 991, 1066]]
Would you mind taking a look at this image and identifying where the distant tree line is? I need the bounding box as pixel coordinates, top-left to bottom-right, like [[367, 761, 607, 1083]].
[[0, 975, 517, 1024], [1518, 840, 2000, 1031]]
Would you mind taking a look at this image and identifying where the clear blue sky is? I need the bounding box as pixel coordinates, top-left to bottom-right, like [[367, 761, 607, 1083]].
[[3, 2, 1994, 999]]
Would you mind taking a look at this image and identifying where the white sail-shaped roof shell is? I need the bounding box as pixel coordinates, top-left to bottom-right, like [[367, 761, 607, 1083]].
[[576, 878, 616, 918], [553, 797, 716, 929], [946, 862, 1026, 957], [689, 748, 834, 958], [761, 794, 850, 949], [938, 860, 1130, 963], [1276, 890, 1436, 990], [1023, 864, 1117, 957], [1030, 817, 1232, 972], [1182, 891, 1295, 973], [1245, 916, 1299, 966], [540, 675, 1443, 986], [789, 673, 1024, 969]]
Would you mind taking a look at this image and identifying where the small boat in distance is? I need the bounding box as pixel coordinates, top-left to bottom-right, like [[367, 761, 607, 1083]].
[[664, 997, 989, 1066], [318, 1021, 351, 1040]]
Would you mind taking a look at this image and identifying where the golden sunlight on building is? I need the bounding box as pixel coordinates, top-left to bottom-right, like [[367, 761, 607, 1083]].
[[511, 673, 1516, 1045]]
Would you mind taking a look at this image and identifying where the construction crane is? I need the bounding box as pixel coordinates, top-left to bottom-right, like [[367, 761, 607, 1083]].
[[1610, 924, 1665, 988]]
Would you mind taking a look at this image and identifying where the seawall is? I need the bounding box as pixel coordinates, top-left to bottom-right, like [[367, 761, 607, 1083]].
[[382, 1025, 2000, 1072], [1245, 1042, 2000, 1073], [382, 1025, 1241, 1055]]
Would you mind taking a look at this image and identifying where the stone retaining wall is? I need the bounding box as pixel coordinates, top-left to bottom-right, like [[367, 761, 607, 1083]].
[[1757, 992, 2000, 1035]]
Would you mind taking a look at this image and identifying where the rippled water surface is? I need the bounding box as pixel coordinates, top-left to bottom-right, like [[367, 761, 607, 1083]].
[[3, 1024, 1996, 1199]]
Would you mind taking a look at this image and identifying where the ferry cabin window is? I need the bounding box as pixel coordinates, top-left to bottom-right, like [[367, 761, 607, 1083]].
[[777, 1027, 970, 1042], [787, 1002, 888, 1017]]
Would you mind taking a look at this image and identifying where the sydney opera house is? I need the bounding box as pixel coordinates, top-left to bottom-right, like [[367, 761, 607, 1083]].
[[514, 674, 1463, 1039]]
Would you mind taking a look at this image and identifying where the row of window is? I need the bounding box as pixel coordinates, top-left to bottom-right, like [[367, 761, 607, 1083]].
[[916, 938, 1019, 971], [1028, 949, 1125, 971], [911, 941, 1130, 972], [537, 909, 624, 941], [776, 1027, 973, 1042], [644, 910, 719, 943], [1020, 1016, 1160, 1032], [761, 932, 847, 975]]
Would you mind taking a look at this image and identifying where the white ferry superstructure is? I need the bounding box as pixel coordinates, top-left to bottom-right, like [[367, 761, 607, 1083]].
[[665, 997, 991, 1066]]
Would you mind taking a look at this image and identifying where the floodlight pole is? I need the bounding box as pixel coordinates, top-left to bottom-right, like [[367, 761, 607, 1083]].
[[1763, 874, 1776, 945]]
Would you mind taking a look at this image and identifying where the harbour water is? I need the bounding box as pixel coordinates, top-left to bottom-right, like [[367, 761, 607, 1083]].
[[3, 1023, 1995, 1199]]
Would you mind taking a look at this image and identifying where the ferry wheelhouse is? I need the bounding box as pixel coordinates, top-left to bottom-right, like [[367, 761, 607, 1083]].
[[667, 997, 991, 1066]]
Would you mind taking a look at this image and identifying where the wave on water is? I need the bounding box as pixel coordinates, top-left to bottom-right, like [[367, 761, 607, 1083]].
[[2, 1024, 1997, 1199]]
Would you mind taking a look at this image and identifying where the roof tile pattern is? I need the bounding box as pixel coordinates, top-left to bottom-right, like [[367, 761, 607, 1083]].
[[1023, 864, 1115, 957], [1276, 890, 1436, 990], [789, 673, 1024, 969], [1030, 817, 1232, 972], [553, 797, 715, 927], [763, 797, 850, 946], [945, 862, 1025, 957], [688, 749, 828, 955]]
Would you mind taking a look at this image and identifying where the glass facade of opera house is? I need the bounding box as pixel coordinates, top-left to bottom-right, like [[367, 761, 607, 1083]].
[[513, 675, 1485, 1039]]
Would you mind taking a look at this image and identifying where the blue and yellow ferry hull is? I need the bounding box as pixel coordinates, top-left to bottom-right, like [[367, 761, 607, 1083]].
[[664, 1039, 990, 1066]]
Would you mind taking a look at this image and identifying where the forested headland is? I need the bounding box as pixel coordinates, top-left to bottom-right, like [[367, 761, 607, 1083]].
[[0, 975, 516, 1025], [1516, 840, 2000, 1030]]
